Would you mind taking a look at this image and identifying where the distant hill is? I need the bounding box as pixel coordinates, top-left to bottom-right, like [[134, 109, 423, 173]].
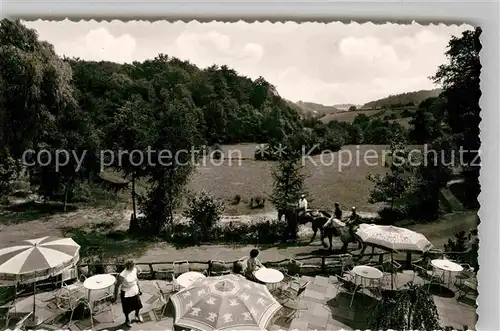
[[333, 104, 361, 111], [362, 89, 442, 109], [286, 100, 341, 117]]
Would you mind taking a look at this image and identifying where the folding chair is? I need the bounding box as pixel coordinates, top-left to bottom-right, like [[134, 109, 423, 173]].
[[92, 292, 114, 322], [61, 271, 87, 294], [340, 254, 355, 276], [456, 277, 477, 304], [412, 263, 443, 291], [12, 311, 33, 331], [172, 261, 190, 291], [381, 260, 402, 289], [335, 275, 360, 308], [61, 294, 90, 329], [0, 285, 26, 328], [279, 281, 310, 321], [208, 260, 231, 276], [152, 281, 173, 321], [454, 263, 475, 287]]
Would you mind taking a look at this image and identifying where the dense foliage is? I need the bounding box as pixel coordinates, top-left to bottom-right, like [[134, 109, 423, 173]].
[[0, 20, 311, 234], [362, 88, 442, 109], [183, 190, 225, 242], [0, 20, 480, 233], [369, 283, 442, 330], [368, 27, 481, 223], [269, 156, 308, 212]]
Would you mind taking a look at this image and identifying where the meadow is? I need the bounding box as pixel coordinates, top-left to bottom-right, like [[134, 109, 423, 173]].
[[320, 107, 416, 128], [115, 144, 392, 215]]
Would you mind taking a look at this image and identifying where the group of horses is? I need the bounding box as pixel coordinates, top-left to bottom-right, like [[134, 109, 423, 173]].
[[278, 204, 364, 252]]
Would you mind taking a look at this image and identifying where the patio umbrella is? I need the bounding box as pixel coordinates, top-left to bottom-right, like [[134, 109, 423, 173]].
[[356, 224, 433, 252], [170, 274, 282, 331], [356, 224, 433, 289], [0, 236, 80, 326]]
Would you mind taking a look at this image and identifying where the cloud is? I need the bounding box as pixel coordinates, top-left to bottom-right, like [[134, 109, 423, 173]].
[[56, 27, 136, 64], [24, 20, 472, 104]]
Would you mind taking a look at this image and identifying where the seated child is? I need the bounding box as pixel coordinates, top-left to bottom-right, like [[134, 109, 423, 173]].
[[245, 249, 264, 281]]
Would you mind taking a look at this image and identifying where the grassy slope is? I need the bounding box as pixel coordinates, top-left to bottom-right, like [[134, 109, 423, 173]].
[[105, 144, 390, 214]]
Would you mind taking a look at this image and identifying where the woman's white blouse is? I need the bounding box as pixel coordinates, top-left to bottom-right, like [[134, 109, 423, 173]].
[[120, 267, 139, 298]]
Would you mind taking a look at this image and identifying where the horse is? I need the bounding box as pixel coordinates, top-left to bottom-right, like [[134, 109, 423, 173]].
[[277, 204, 364, 252], [321, 224, 363, 253]]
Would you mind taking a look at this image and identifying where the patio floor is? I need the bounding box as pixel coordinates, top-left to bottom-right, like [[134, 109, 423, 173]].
[[4, 273, 476, 331]]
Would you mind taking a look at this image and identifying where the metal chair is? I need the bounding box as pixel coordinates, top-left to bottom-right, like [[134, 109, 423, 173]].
[[61, 272, 87, 295], [278, 281, 310, 321], [172, 261, 190, 291], [59, 294, 90, 329], [381, 259, 402, 288], [412, 263, 443, 291], [152, 281, 173, 321], [335, 275, 360, 308], [456, 277, 477, 304], [208, 260, 231, 276], [0, 286, 26, 328], [340, 254, 355, 275], [12, 311, 33, 331], [92, 291, 114, 323], [454, 263, 475, 286]]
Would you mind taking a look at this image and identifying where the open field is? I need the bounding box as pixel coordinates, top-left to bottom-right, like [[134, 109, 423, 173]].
[[320, 107, 417, 124], [320, 109, 382, 123], [107, 144, 391, 215]]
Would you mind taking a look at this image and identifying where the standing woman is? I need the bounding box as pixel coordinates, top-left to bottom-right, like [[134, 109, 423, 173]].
[[113, 260, 144, 327]]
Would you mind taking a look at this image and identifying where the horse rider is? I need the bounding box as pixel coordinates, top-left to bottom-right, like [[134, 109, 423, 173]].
[[346, 206, 358, 225], [297, 194, 308, 217], [334, 202, 342, 220]]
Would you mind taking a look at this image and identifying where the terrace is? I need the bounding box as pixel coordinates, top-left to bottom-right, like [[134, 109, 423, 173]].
[[2, 251, 477, 331]]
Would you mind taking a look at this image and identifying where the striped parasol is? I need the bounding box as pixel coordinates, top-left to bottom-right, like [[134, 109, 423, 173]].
[[0, 236, 80, 326], [356, 224, 433, 252], [0, 236, 80, 284], [171, 274, 281, 331]]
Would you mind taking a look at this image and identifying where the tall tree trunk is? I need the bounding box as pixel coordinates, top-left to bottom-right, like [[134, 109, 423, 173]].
[[63, 184, 68, 212], [131, 172, 137, 221]]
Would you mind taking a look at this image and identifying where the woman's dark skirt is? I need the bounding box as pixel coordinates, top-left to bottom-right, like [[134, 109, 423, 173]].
[[120, 291, 143, 315]]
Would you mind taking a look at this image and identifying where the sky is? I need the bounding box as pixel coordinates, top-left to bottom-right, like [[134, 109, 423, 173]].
[[24, 20, 472, 105]]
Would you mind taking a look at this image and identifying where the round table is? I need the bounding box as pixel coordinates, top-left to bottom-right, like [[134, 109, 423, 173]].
[[255, 268, 284, 290], [176, 271, 206, 288], [84, 274, 116, 300], [82, 274, 116, 325], [352, 265, 383, 287], [431, 259, 463, 288]]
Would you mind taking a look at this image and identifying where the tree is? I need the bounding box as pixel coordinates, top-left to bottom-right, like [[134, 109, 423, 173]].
[[348, 105, 357, 111], [369, 283, 441, 330], [183, 190, 225, 242], [106, 95, 153, 229], [0, 156, 17, 197], [138, 86, 205, 235], [367, 135, 420, 214], [409, 109, 440, 144], [431, 27, 481, 209], [270, 155, 308, 212]]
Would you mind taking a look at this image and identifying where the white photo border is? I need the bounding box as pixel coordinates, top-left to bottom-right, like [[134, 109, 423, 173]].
[[1, 1, 499, 330]]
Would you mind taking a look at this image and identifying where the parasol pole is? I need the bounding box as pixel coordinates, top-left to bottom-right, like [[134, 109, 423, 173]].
[[391, 251, 394, 290], [32, 276, 36, 322]]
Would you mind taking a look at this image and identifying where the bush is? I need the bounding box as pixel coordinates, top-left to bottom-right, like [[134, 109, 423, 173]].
[[183, 190, 225, 241], [444, 231, 469, 262], [168, 218, 287, 246], [376, 207, 406, 225], [210, 144, 223, 160], [231, 194, 241, 205], [249, 195, 266, 209]]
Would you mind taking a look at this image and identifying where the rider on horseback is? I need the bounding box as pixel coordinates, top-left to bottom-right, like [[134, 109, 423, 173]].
[[297, 194, 308, 217], [334, 202, 342, 220]]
